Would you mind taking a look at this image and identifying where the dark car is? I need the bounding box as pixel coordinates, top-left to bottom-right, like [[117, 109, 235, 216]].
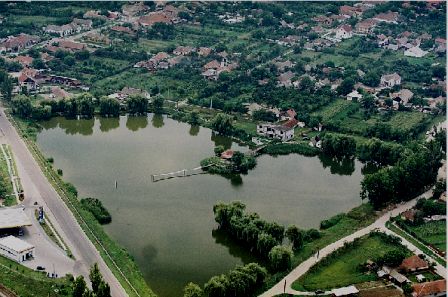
[[36, 266, 46, 271], [315, 290, 325, 295]]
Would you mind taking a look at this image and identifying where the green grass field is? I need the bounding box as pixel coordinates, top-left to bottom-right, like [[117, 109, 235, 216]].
[[0, 255, 72, 297], [407, 220, 446, 252], [387, 112, 427, 133], [292, 233, 410, 291], [0, 145, 14, 206]]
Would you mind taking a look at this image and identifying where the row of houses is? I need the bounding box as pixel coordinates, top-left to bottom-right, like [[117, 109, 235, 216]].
[[43, 18, 92, 37], [0, 34, 40, 53]]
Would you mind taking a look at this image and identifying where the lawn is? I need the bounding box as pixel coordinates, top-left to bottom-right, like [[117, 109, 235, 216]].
[[0, 255, 72, 297], [292, 233, 410, 291], [0, 145, 14, 206], [407, 220, 446, 252], [312, 99, 357, 122], [387, 112, 427, 133]]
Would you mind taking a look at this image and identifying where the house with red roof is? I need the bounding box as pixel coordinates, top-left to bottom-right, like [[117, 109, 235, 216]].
[[335, 24, 353, 40], [399, 255, 429, 272], [412, 279, 446, 297], [373, 11, 399, 24]]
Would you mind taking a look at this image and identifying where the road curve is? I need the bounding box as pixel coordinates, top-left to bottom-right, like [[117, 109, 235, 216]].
[[0, 107, 128, 297], [259, 189, 444, 297]]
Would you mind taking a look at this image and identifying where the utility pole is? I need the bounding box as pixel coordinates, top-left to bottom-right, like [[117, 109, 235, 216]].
[[210, 97, 213, 109]]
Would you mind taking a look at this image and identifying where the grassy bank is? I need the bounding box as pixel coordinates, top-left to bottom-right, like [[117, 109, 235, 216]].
[[262, 203, 378, 292], [0, 144, 14, 206], [292, 232, 411, 291], [0, 255, 72, 297], [8, 113, 155, 297], [386, 222, 446, 266]]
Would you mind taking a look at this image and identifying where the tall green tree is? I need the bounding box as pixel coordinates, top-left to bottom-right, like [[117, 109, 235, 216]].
[[72, 276, 88, 297], [210, 113, 234, 135], [127, 95, 148, 115], [99, 97, 120, 117], [268, 245, 292, 271], [183, 282, 203, 297]]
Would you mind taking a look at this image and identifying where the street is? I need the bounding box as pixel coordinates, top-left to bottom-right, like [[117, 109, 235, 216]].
[[0, 107, 127, 297]]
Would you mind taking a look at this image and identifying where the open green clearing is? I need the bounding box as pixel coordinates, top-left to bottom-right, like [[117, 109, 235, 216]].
[[406, 220, 446, 252], [292, 233, 410, 291], [0, 255, 72, 297], [386, 222, 446, 266]]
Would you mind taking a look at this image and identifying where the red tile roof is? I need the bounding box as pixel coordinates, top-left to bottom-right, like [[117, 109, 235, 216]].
[[399, 255, 428, 271], [412, 279, 446, 297]]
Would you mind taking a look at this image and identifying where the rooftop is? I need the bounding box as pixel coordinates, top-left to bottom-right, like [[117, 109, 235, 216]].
[[0, 208, 32, 229], [0, 235, 34, 253]]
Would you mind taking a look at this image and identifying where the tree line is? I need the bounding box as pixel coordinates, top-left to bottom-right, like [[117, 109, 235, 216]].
[[321, 133, 405, 166], [183, 263, 267, 297], [213, 201, 321, 272], [361, 138, 444, 209], [72, 263, 110, 297], [10, 93, 165, 120]]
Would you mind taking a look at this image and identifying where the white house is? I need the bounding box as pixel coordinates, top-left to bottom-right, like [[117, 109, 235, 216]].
[[404, 47, 428, 58], [0, 236, 35, 262], [380, 73, 401, 88], [257, 119, 297, 141], [347, 90, 363, 101], [335, 24, 353, 40]]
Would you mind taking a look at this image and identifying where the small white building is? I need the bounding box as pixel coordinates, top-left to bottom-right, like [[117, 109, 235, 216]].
[[347, 90, 363, 101], [0, 236, 35, 262], [404, 47, 428, 58]]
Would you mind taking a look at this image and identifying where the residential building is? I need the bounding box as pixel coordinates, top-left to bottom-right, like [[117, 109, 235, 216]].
[[173, 46, 195, 56], [373, 11, 399, 23], [380, 73, 401, 88], [391, 89, 414, 105], [404, 47, 428, 58], [399, 255, 429, 273], [347, 90, 363, 101], [277, 71, 295, 87], [355, 19, 378, 34], [111, 25, 135, 35], [257, 119, 297, 141], [197, 47, 212, 56], [0, 236, 34, 263], [412, 279, 446, 297], [335, 25, 353, 40], [0, 34, 40, 53]]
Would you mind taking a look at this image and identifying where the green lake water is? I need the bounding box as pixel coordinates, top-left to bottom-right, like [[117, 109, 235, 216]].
[[36, 115, 363, 297]]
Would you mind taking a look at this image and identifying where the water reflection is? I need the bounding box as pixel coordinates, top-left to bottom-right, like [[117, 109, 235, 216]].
[[211, 132, 232, 150], [318, 154, 355, 176], [141, 244, 158, 264], [151, 114, 164, 128], [99, 117, 120, 133], [189, 125, 200, 136], [361, 162, 381, 175], [58, 118, 94, 136], [126, 115, 148, 131], [211, 229, 259, 264]]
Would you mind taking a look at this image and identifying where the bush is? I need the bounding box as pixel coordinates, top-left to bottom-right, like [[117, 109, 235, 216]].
[[65, 182, 78, 197], [80, 197, 112, 224], [57, 169, 63, 176], [320, 213, 345, 229]]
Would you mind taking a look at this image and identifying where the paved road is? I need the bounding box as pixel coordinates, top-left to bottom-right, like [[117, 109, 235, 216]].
[[259, 188, 446, 297], [0, 108, 127, 297]]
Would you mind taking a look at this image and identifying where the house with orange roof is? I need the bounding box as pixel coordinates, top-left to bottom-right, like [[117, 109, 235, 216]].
[[399, 255, 429, 273], [412, 279, 446, 297]]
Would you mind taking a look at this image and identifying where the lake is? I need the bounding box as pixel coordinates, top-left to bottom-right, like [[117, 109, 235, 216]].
[[36, 115, 363, 297]]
